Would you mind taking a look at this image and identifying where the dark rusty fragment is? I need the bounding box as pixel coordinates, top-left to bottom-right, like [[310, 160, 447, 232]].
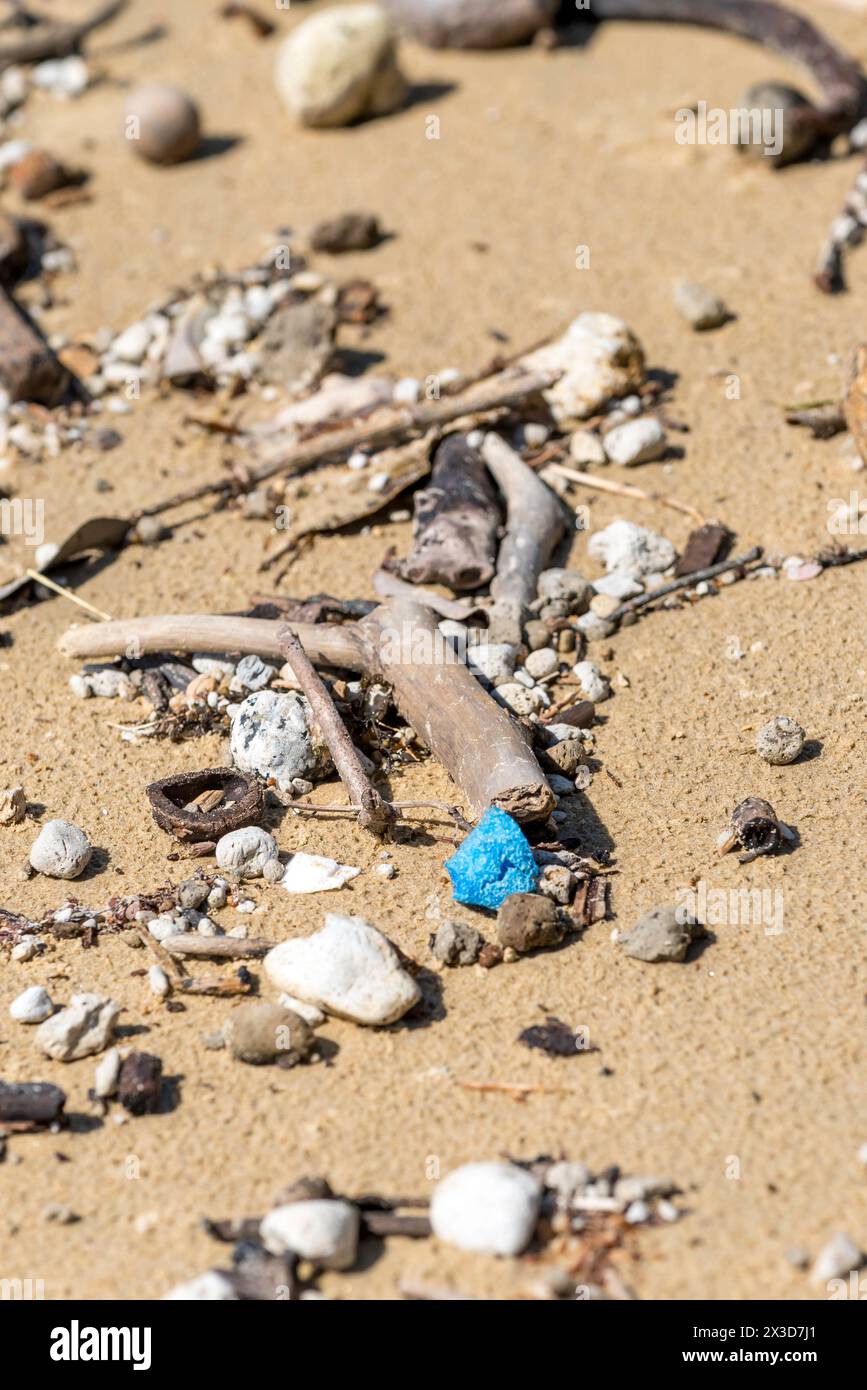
[[146, 766, 264, 842], [117, 1052, 163, 1116], [674, 523, 732, 577]]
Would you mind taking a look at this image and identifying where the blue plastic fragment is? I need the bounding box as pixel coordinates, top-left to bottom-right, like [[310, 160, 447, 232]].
[[445, 806, 539, 910]]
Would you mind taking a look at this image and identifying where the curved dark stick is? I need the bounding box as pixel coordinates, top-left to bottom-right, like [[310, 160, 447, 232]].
[[591, 0, 866, 136]]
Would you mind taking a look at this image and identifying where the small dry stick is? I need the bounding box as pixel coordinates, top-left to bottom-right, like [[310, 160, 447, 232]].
[[547, 462, 707, 526], [291, 799, 472, 831], [25, 569, 112, 621], [456, 1078, 571, 1101], [279, 626, 396, 837], [0, 0, 128, 71], [139, 365, 560, 519], [609, 545, 764, 620]]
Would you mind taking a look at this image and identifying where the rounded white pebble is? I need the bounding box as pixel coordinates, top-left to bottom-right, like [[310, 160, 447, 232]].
[[9, 985, 53, 1024], [29, 819, 92, 879], [430, 1161, 541, 1256], [149, 965, 170, 998], [215, 826, 279, 880], [261, 1199, 360, 1269]]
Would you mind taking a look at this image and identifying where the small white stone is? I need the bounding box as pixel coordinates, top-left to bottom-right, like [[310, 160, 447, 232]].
[[280, 852, 361, 894], [264, 912, 420, 1025], [215, 826, 279, 880], [277, 993, 326, 1028], [94, 1046, 121, 1098], [431, 1162, 541, 1256], [9, 985, 53, 1024], [11, 937, 39, 962], [521, 312, 645, 424], [230, 689, 332, 793], [603, 416, 666, 467], [261, 1199, 359, 1270], [69, 673, 93, 699], [149, 965, 170, 998], [375, 862, 395, 880], [524, 647, 558, 680], [148, 915, 177, 942], [572, 660, 610, 703], [811, 1232, 863, 1285], [673, 281, 730, 331], [393, 376, 421, 404], [35, 992, 120, 1061], [274, 4, 406, 129], [110, 321, 152, 365], [569, 429, 607, 465], [163, 1271, 239, 1301], [29, 819, 92, 879], [467, 643, 517, 685], [494, 682, 546, 716]]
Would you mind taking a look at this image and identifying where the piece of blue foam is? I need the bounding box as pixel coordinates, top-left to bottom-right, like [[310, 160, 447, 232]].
[[445, 806, 539, 910]]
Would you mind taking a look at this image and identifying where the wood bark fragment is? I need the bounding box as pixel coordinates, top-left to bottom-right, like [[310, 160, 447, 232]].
[[398, 433, 502, 590], [481, 431, 567, 642], [162, 934, 271, 960], [0, 285, 73, 405], [673, 523, 731, 576]]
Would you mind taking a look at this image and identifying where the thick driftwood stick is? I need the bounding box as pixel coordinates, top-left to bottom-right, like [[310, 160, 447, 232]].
[[399, 433, 502, 590], [592, 1, 866, 138], [162, 934, 270, 960], [481, 431, 567, 642], [279, 626, 396, 837], [0, 285, 72, 405], [60, 604, 554, 823], [58, 614, 366, 666], [359, 598, 554, 822], [140, 365, 559, 518], [0, 1, 128, 72]]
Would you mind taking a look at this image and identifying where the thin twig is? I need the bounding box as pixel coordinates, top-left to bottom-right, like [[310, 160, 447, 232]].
[[609, 545, 764, 620], [279, 626, 396, 838], [547, 462, 707, 525], [456, 1078, 572, 1101], [290, 799, 472, 831], [25, 569, 112, 621], [138, 365, 559, 519]]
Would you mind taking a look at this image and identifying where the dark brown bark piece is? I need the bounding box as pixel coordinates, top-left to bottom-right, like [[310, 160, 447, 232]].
[[399, 433, 502, 590], [0, 284, 73, 405], [0, 1081, 66, 1125], [117, 1052, 163, 1116], [674, 523, 731, 577]]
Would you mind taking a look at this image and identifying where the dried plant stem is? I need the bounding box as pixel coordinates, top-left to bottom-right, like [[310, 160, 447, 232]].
[[547, 462, 707, 525], [290, 799, 472, 831], [279, 626, 396, 837], [25, 569, 113, 620], [139, 365, 559, 519]]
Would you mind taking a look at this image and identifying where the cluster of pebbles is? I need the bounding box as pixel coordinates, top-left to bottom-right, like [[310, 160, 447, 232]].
[[164, 1155, 683, 1301]]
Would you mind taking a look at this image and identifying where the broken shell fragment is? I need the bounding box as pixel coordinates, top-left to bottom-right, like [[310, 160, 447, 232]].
[[720, 796, 784, 864], [146, 767, 265, 843]]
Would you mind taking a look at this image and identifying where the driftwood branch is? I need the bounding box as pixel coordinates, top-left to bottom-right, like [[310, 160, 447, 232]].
[[398, 432, 502, 590], [0, 0, 128, 72], [592, 0, 866, 138], [139, 365, 559, 519], [59, 602, 554, 823], [278, 626, 396, 837], [481, 431, 567, 642]]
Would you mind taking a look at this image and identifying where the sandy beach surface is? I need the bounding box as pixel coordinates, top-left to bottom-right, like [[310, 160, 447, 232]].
[[1, 0, 866, 1301]]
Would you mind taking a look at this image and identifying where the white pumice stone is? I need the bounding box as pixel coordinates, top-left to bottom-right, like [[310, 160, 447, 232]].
[[603, 416, 666, 466], [265, 913, 420, 1025], [215, 826, 279, 880], [94, 1046, 121, 1098], [261, 1199, 360, 1270], [430, 1162, 542, 1257], [230, 689, 332, 792], [35, 992, 120, 1061], [572, 660, 611, 703], [29, 819, 92, 879], [588, 519, 677, 576], [274, 5, 407, 129], [9, 985, 53, 1023]]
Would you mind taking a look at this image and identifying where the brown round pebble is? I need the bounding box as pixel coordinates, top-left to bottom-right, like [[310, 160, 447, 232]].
[[496, 893, 564, 954]]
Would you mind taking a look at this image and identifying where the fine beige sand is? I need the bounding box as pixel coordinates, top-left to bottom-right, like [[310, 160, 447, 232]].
[[1, 0, 866, 1300]]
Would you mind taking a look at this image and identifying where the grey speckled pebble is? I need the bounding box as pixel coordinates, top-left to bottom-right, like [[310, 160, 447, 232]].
[[620, 905, 706, 963], [756, 716, 805, 765]]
